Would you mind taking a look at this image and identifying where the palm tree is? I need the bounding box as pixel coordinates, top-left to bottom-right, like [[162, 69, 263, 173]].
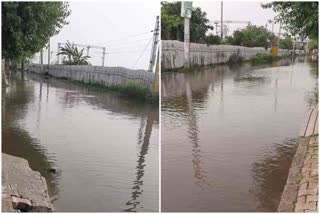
[[57, 41, 91, 65]]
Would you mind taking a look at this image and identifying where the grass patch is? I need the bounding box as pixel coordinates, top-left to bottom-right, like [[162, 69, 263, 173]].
[[162, 63, 217, 73], [249, 53, 281, 64], [45, 74, 158, 104], [107, 82, 158, 104], [162, 53, 288, 72]]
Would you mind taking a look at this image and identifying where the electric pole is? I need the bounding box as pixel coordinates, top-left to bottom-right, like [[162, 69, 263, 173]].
[[40, 48, 43, 73], [221, 1, 223, 39], [102, 47, 106, 67], [148, 16, 160, 72], [181, 2, 192, 68], [47, 39, 51, 69], [277, 23, 282, 47], [57, 43, 61, 64]]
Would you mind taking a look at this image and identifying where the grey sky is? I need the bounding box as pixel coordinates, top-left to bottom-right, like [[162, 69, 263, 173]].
[[34, 1, 159, 70], [193, 1, 282, 36]]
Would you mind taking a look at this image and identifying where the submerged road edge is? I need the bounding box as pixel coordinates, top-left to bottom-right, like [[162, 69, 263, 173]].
[[278, 106, 318, 212]]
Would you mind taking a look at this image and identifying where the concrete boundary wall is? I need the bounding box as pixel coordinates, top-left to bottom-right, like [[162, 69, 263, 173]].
[[162, 40, 291, 69], [26, 64, 156, 92]]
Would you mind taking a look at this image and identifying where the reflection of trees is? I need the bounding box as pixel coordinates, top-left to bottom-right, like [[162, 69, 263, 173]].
[[124, 109, 157, 212], [185, 80, 209, 189], [2, 73, 59, 199], [250, 138, 297, 212], [306, 58, 318, 107]]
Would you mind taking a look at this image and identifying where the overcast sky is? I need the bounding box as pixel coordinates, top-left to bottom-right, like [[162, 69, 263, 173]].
[[33, 1, 282, 68], [193, 1, 281, 36], [33, 1, 160, 70]]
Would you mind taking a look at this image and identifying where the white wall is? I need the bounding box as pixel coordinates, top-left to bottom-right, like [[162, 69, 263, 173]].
[[26, 64, 155, 92], [162, 40, 292, 69]]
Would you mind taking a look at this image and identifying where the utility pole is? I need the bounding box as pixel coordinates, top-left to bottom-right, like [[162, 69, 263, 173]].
[[57, 43, 61, 64], [221, 1, 223, 39], [292, 38, 296, 57], [148, 15, 160, 72], [181, 1, 192, 68], [184, 17, 190, 68], [47, 39, 51, 69], [102, 47, 106, 67], [86, 46, 90, 56], [268, 19, 274, 50], [277, 23, 282, 47], [40, 48, 43, 73]]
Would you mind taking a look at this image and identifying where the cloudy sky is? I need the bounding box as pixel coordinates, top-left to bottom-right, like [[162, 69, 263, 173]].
[[193, 1, 281, 36], [33, 1, 282, 68], [33, 1, 160, 70]]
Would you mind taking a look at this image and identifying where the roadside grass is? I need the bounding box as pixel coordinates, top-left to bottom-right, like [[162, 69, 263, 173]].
[[79, 80, 158, 104], [162, 53, 286, 73], [249, 53, 281, 64], [45, 75, 158, 104]]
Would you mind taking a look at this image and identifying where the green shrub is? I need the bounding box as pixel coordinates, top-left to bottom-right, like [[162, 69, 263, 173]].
[[250, 53, 279, 64]]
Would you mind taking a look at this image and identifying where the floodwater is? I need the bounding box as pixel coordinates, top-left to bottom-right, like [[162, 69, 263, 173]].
[[2, 73, 159, 212], [161, 57, 318, 212]]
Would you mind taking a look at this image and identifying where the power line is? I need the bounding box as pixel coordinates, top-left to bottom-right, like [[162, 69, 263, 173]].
[[132, 37, 153, 69], [105, 31, 153, 45], [106, 39, 151, 50]]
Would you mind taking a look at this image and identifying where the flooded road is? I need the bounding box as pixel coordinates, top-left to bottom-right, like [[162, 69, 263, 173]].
[[2, 73, 159, 212], [161, 58, 318, 212]]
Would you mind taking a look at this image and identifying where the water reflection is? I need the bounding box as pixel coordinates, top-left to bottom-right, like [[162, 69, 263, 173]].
[[162, 57, 317, 211], [2, 72, 159, 212], [185, 80, 209, 189], [251, 138, 297, 212], [2, 74, 60, 198], [124, 109, 157, 212]]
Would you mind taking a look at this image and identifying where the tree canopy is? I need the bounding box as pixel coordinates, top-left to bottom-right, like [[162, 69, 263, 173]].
[[262, 2, 318, 39], [308, 38, 318, 51], [205, 34, 221, 45], [226, 25, 274, 49], [279, 37, 293, 50], [161, 1, 213, 43], [2, 2, 70, 61]]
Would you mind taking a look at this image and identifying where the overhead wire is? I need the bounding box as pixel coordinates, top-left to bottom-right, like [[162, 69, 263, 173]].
[[132, 37, 153, 69], [104, 30, 153, 45]]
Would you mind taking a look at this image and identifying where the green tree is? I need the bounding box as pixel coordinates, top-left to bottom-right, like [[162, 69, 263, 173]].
[[2, 2, 70, 62], [262, 2, 318, 39], [57, 41, 91, 65], [223, 36, 234, 45], [279, 36, 293, 49], [230, 25, 274, 49], [308, 38, 318, 51], [161, 1, 213, 43], [205, 34, 221, 45]]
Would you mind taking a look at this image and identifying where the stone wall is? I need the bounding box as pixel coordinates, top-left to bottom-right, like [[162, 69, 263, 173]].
[[26, 64, 156, 92], [162, 40, 292, 69], [2, 153, 53, 212]]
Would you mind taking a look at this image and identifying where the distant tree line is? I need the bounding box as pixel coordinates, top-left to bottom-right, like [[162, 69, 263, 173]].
[[161, 1, 317, 50]]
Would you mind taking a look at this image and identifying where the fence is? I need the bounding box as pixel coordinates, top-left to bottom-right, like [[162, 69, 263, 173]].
[[25, 64, 156, 92], [162, 40, 292, 69]]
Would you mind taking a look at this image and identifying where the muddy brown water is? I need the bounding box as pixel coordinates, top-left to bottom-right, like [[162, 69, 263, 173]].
[[2, 73, 159, 212], [161, 57, 318, 212]]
